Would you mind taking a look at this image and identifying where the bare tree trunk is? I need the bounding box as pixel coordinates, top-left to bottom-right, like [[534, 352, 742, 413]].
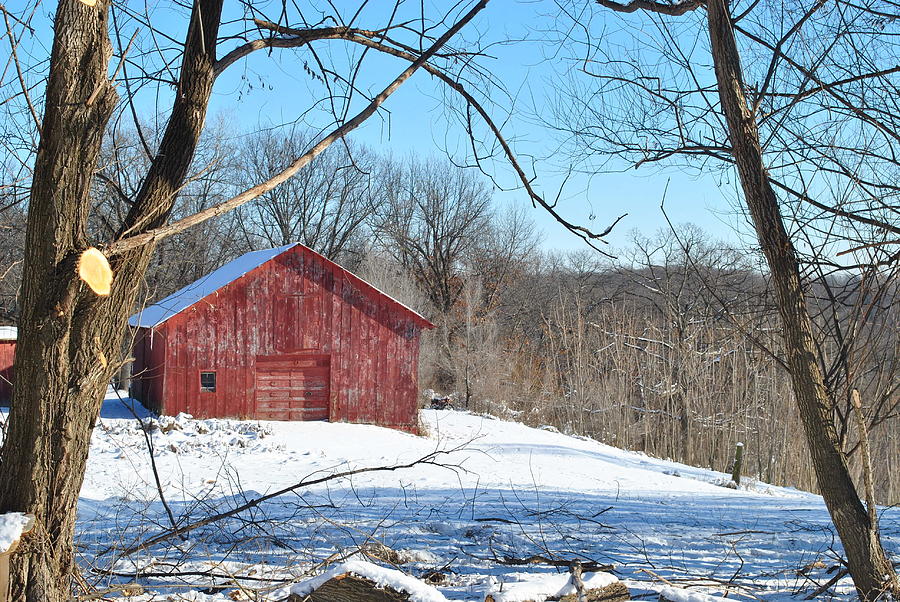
[[0, 1, 223, 599], [0, 2, 118, 599], [705, 0, 899, 597]]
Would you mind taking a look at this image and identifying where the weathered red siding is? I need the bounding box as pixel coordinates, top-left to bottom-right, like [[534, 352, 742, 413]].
[[131, 245, 431, 431], [0, 340, 14, 403], [132, 327, 167, 414]]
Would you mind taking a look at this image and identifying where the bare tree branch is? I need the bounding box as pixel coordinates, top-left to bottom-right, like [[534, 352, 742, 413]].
[[594, 0, 704, 16], [106, 0, 490, 257]]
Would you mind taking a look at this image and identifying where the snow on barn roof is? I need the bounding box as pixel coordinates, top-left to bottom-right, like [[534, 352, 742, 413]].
[[0, 326, 16, 341], [129, 243, 433, 329], [129, 244, 296, 328]]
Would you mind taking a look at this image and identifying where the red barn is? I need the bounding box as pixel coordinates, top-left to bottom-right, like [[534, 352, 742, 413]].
[[0, 326, 15, 403], [129, 243, 433, 431]]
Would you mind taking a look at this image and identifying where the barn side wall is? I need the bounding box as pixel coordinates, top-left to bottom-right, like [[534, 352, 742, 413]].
[[0, 340, 15, 403], [131, 327, 168, 414], [149, 245, 423, 430]]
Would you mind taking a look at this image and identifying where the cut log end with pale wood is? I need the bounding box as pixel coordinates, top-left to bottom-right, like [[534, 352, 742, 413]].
[[77, 247, 113, 296]]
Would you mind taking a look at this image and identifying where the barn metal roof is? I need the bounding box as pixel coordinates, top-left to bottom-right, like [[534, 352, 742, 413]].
[[0, 326, 16, 340], [129, 243, 433, 330]]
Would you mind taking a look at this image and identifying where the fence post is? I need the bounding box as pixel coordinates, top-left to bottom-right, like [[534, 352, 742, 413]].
[[731, 442, 744, 486]]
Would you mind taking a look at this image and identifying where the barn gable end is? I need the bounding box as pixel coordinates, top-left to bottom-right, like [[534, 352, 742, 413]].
[[129, 244, 433, 431]]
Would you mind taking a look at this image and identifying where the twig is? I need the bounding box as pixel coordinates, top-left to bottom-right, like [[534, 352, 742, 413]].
[[804, 568, 849, 600], [851, 389, 878, 531], [837, 237, 900, 257], [2, 8, 41, 136], [635, 567, 678, 587], [493, 554, 614, 573], [86, 29, 137, 106], [90, 567, 291, 583], [713, 530, 775, 537]]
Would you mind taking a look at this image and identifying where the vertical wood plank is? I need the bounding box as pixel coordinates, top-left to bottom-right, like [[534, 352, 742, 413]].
[[348, 285, 362, 423]]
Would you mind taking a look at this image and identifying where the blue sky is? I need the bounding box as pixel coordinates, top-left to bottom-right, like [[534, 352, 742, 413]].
[[10, 0, 754, 255], [191, 0, 754, 255]]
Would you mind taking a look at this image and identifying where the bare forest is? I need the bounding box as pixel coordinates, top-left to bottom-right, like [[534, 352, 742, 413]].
[[2, 132, 898, 506], [0, 0, 898, 599]]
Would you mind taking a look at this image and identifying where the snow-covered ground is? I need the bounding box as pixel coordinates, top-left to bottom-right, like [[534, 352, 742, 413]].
[[3, 390, 898, 600]]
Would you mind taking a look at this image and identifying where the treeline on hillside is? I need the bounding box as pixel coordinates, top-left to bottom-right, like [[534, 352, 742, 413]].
[[1, 126, 897, 504]]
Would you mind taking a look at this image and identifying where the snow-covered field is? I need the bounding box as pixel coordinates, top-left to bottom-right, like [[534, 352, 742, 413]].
[[4, 390, 898, 600]]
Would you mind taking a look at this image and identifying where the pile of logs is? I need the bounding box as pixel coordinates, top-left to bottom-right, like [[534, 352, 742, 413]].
[[281, 573, 418, 601], [276, 560, 631, 602]]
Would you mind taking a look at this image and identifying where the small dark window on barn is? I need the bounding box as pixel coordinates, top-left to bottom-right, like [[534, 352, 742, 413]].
[[200, 371, 216, 393]]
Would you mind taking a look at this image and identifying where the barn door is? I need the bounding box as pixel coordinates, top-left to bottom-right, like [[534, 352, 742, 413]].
[[255, 355, 330, 421]]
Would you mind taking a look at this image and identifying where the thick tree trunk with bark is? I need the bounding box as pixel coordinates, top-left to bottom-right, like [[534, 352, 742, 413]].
[[704, 0, 899, 597], [0, 1, 224, 600], [0, 2, 118, 599]]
